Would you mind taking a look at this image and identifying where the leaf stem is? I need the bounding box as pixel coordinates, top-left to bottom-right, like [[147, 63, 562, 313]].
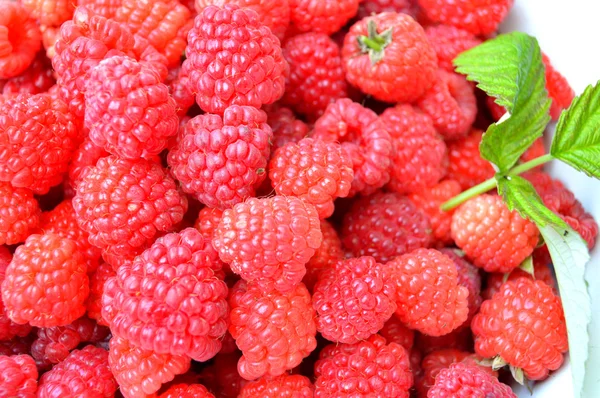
[[508, 153, 554, 175]]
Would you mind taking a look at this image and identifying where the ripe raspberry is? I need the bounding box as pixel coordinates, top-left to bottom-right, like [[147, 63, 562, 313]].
[[2, 234, 89, 328], [0, 184, 40, 246], [417, 69, 477, 139], [0, 93, 79, 194], [160, 383, 215, 398], [73, 155, 187, 261], [85, 262, 115, 326], [447, 130, 495, 190], [440, 248, 481, 326], [415, 327, 473, 355], [0, 355, 38, 397], [239, 374, 314, 397], [269, 138, 353, 219], [40, 25, 59, 59], [213, 196, 322, 292], [1, 52, 55, 96], [379, 316, 415, 351], [76, 0, 120, 18], [66, 137, 109, 191], [380, 104, 448, 194], [265, 105, 309, 152], [181, 4, 287, 114], [543, 54, 575, 120], [418, 0, 513, 36], [168, 106, 272, 209], [416, 349, 470, 397], [229, 280, 317, 380], [0, 248, 33, 341], [357, 0, 419, 20], [520, 137, 546, 166], [482, 259, 555, 301], [341, 192, 431, 263], [22, 0, 74, 27], [425, 25, 482, 71], [168, 68, 195, 117], [37, 345, 117, 397], [194, 207, 230, 274], [0, 2, 41, 79], [288, 0, 358, 35], [0, 338, 33, 357], [451, 194, 539, 273], [304, 220, 344, 291], [314, 334, 413, 397], [109, 335, 191, 398], [389, 248, 469, 336], [428, 362, 515, 398], [312, 98, 393, 196], [282, 32, 348, 121], [342, 12, 437, 103], [199, 353, 247, 397]]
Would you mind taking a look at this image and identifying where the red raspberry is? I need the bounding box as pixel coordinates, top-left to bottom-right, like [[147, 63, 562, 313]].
[[447, 129, 495, 190], [85, 55, 178, 160], [213, 196, 322, 292], [282, 32, 348, 121], [0, 355, 38, 397], [304, 220, 344, 291], [2, 234, 89, 328], [313, 98, 393, 196], [168, 106, 272, 210], [22, 0, 74, 27], [314, 334, 413, 397], [40, 25, 59, 59], [76, 0, 120, 18], [73, 155, 187, 261], [472, 278, 568, 380], [379, 315, 415, 351], [0, 338, 33, 357], [425, 24, 482, 71], [199, 353, 247, 397], [269, 138, 353, 219], [341, 192, 431, 263], [380, 104, 448, 194], [0, 93, 78, 194], [416, 348, 470, 397], [1, 52, 55, 96], [440, 248, 481, 326], [342, 12, 437, 103], [418, 0, 513, 36], [85, 261, 115, 325], [451, 194, 539, 273], [313, 256, 396, 344], [168, 68, 195, 117], [194, 207, 230, 274], [66, 137, 109, 192], [37, 345, 117, 397], [0, 248, 33, 341], [160, 383, 215, 398], [428, 362, 515, 397], [229, 280, 317, 380], [417, 69, 477, 139], [102, 228, 228, 362], [265, 105, 309, 152], [288, 0, 359, 35], [520, 137, 546, 165], [357, 0, 419, 20], [482, 259, 555, 301], [181, 4, 287, 115], [415, 327, 473, 355], [239, 374, 314, 397], [543, 54, 575, 120], [0, 184, 40, 246], [0, 2, 41, 79], [109, 335, 191, 398], [389, 248, 469, 336]]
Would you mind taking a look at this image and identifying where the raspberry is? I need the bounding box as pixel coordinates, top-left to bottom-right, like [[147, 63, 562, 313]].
[[76, 0, 120, 18], [168, 68, 195, 117], [22, 0, 74, 27], [380, 104, 448, 194], [312, 98, 393, 196], [229, 280, 317, 380], [2, 234, 89, 328], [451, 194, 539, 273], [199, 353, 247, 397], [85, 262, 115, 326], [304, 220, 344, 291], [389, 248, 469, 336], [357, 0, 419, 20], [440, 248, 481, 326], [447, 129, 495, 190], [0, 184, 40, 246], [428, 362, 515, 397], [341, 192, 431, 263], [417, 69, 477, 139], [85, 55, 178, 160], [181, 4, 287, 114], [66, 137, 109, 191], [168, 106, 272, 209], [1, 52, 55, 96], [418, 0, 513, 36], [73, 155, 187, 261], [379, 316, 415, 351], [194, 207, 230, 274], [342, 12, 437, 103], [288, 0, 359, 35], [213, 196, 322, 292], [0, 2, 41, 79], [282, 33, 348, 122], [160, 383, 215, 398], [314, 334, 413, 397], [416, 348, 470, 397], [265, 105, 309, 152], [102, 228, 228, 362], [269, 138, 353, 219], [0, 93, 79, 194], [425, 24, 482, 71], [0, 248, 33, 341], [37, 345, 117, 397], [40, 25, 59, 59], [415, 327, 473, 355], [543, 54, 575, 120], [0, 355, 38, 397], [520, 137, 546, 165], [0, 338, 33, 357], [109, 335, 191, 398], [239, 374, 314, 397]]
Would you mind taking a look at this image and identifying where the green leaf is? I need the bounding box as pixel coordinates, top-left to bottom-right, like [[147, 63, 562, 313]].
[[551, 82, 600, 178], [496, 175, 591, 398], [454, 32, 551, 172]]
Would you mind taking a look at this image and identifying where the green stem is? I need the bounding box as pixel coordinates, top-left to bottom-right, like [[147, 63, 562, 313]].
[[507, 153, 554, 176], [360, 36, 384, 52]]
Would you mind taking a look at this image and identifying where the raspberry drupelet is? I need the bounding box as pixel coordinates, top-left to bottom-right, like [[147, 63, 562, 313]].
[[0, 183, 40, 246], [0, 354, 38, 397], [379, 315, 415, 351], [0, 2, 41, 79], [0, 248, 33, 341], [22, 0, 75, 27], [303, 220, 344, 291], [425, 24, 482, 71], [428, 362, 516, 398], [446, 129, 495, 190], [357, 0, 419, 20], [239, 374, 314, 398], [160, 383, 216, 398], [65, 137, 109, 193], [1, 52, 55, 97], [265, 105, 309, 153], [288, 0, 359, 35], [76, 0, 121, 18], [416, 348, 470, 397], [85, 261, 116, 326]]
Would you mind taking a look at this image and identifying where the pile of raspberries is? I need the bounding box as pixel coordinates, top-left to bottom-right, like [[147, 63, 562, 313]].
[[0, 0, 596, 397]]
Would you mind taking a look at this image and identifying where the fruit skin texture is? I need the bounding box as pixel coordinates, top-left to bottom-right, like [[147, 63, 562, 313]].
[[314, 334, 413, 397], [168, 106, 272, 210], [446, 129, 495, 190], [2, 234, 89, 328], [265, 105, 309, 153], [388, 248, 469, 336], [483, 257, 555, 301], [1, 52, 56, 96], [160, 383, 215, 398], [238, 374, 314, 398], [472, 278, 568, 381], [451, 194, 539, 273], [22, 0, 74, 27], [0, 183, 40, 246], [181, 4, 287, 115], [289, 0, 359, 36], [213, 196, 322, 292], [0, 248, 33, 341], [229, 280, 317, 380], [85, 55, 178, 160], [357, 0, 419, 20], [379, 315, 415, 351], [424, 24, 482, 71], [0, 354, 38, 397], [85, 262, 116, 326], [342, 12, 437, 103], [543, 54, 575, 120], [269, 138, 353, 219], [428, 362, 516, 398], [66, 137, 109, 191], [0, 2, 41, 79], [416, 348, 470, 397], [303, 220, 344, 291], [341, 192, 431, 263]]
